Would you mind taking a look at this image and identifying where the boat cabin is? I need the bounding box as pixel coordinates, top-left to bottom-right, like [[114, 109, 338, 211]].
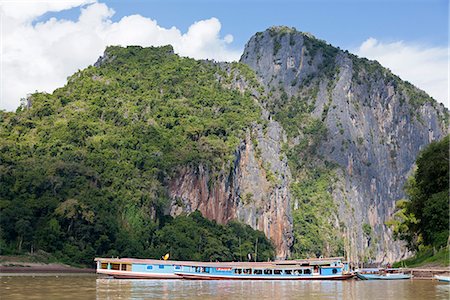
[[95, 258, 180, 279], [178, 260, 345, 279]]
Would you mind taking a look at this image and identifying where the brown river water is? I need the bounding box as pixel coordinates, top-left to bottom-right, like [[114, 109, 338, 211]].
[[1, 274, 449, 299]]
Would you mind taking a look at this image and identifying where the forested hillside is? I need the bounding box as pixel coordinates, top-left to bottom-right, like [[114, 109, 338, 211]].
[[0, 45, 274, 265]]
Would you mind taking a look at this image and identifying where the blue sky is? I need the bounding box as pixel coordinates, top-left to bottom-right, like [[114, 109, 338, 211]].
[[1, 0, 448, 110], [38, 0, 448, 51]]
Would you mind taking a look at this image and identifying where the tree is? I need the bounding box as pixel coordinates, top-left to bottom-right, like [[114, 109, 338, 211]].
[[387, 136, 449, 250], [15, 219, 32, 252]]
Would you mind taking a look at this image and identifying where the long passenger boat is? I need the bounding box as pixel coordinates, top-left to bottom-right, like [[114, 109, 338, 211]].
[[95, 257, 354, 280]]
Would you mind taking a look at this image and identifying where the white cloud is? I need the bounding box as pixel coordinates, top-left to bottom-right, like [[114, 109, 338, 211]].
[[355, 38, 448, 107], [1, 0, 95, 23], [0, 1, 241, 111]]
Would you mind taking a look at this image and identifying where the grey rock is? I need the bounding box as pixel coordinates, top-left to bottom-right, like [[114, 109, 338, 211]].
[[240, 26, 448, 263]]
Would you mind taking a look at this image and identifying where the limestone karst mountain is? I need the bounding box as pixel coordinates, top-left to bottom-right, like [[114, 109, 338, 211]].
[[239, 26, 447, 262], [1, 27, 447, 264]]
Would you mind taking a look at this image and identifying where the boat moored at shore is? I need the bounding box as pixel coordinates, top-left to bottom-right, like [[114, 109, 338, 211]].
[[434, 275, 450, 282], [356, 268, 412, 280], [95, 257, 353, 280]]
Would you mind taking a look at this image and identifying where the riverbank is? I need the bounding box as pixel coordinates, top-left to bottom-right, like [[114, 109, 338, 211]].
[[0, 255, 94, 274], [402, 267, 450, 280], [393, 248, 449, 269]]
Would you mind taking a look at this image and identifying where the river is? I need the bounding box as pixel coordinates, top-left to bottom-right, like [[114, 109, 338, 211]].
[[1, 274, 449, 299]]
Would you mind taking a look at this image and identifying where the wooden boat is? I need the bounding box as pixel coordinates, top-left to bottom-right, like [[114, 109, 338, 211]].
[[356, 268, 412, 280], [435, 275, 450, 282], [95, 257, 353, 280]]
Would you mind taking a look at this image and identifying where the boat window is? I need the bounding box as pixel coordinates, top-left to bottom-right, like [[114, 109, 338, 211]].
[[101, 263, 108, 269], [111, 263, 120, 270], [285, 270, 292, 275], [174, 266, 181, 270], [274, 270, 282, 275], [147, 265, 153, 270], [121, 264, 127, 271], [304, 269, 311, 274], [234, 269, 242, 274], [243, 269, 251, 274], [253, 269, 262, 275], [159, 265, 165, 269], [216, 267, 232, 272], [293, 269, 303, 275], [204, 267, 210, 273], [332, 268, 338, 274], [264, 269, 273, 275]]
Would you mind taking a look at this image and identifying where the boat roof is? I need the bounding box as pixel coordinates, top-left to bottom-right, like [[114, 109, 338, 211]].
[[94, 257, 344, 268]]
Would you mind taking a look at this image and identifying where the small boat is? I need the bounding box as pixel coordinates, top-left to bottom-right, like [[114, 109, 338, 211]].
[[356, 268, 412, 280], [95, 257, 354, 280], [435, 275, 450, 282]]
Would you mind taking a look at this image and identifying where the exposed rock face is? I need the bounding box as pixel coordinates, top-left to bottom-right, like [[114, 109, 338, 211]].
[[240, 26, 448, 263], [168, 118, 293, 258], [236, 118, 293, 259]]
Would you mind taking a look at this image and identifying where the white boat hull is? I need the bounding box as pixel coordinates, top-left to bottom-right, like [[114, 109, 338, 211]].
[[97, 269, 179, 279]]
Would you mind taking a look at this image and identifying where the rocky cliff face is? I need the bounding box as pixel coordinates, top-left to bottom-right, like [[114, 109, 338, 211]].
[[240, 26, 448, 263], [168, 66, 293, 257], [168, 119, 293, 258]]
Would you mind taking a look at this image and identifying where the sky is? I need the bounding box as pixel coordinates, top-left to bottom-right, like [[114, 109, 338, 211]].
[[1, 0, 448, 111]]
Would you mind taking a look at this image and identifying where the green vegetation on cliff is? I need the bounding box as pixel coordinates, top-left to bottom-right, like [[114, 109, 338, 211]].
[[276, 92, 342, 259], [0, 45, 273, 265], [290, 169, 344, 258]]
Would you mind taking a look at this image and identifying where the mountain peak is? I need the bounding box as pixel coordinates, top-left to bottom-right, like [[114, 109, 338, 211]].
[[265, 26, 316, 39], [240, 25, 341, 92], [94, 45, 175, 67]]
